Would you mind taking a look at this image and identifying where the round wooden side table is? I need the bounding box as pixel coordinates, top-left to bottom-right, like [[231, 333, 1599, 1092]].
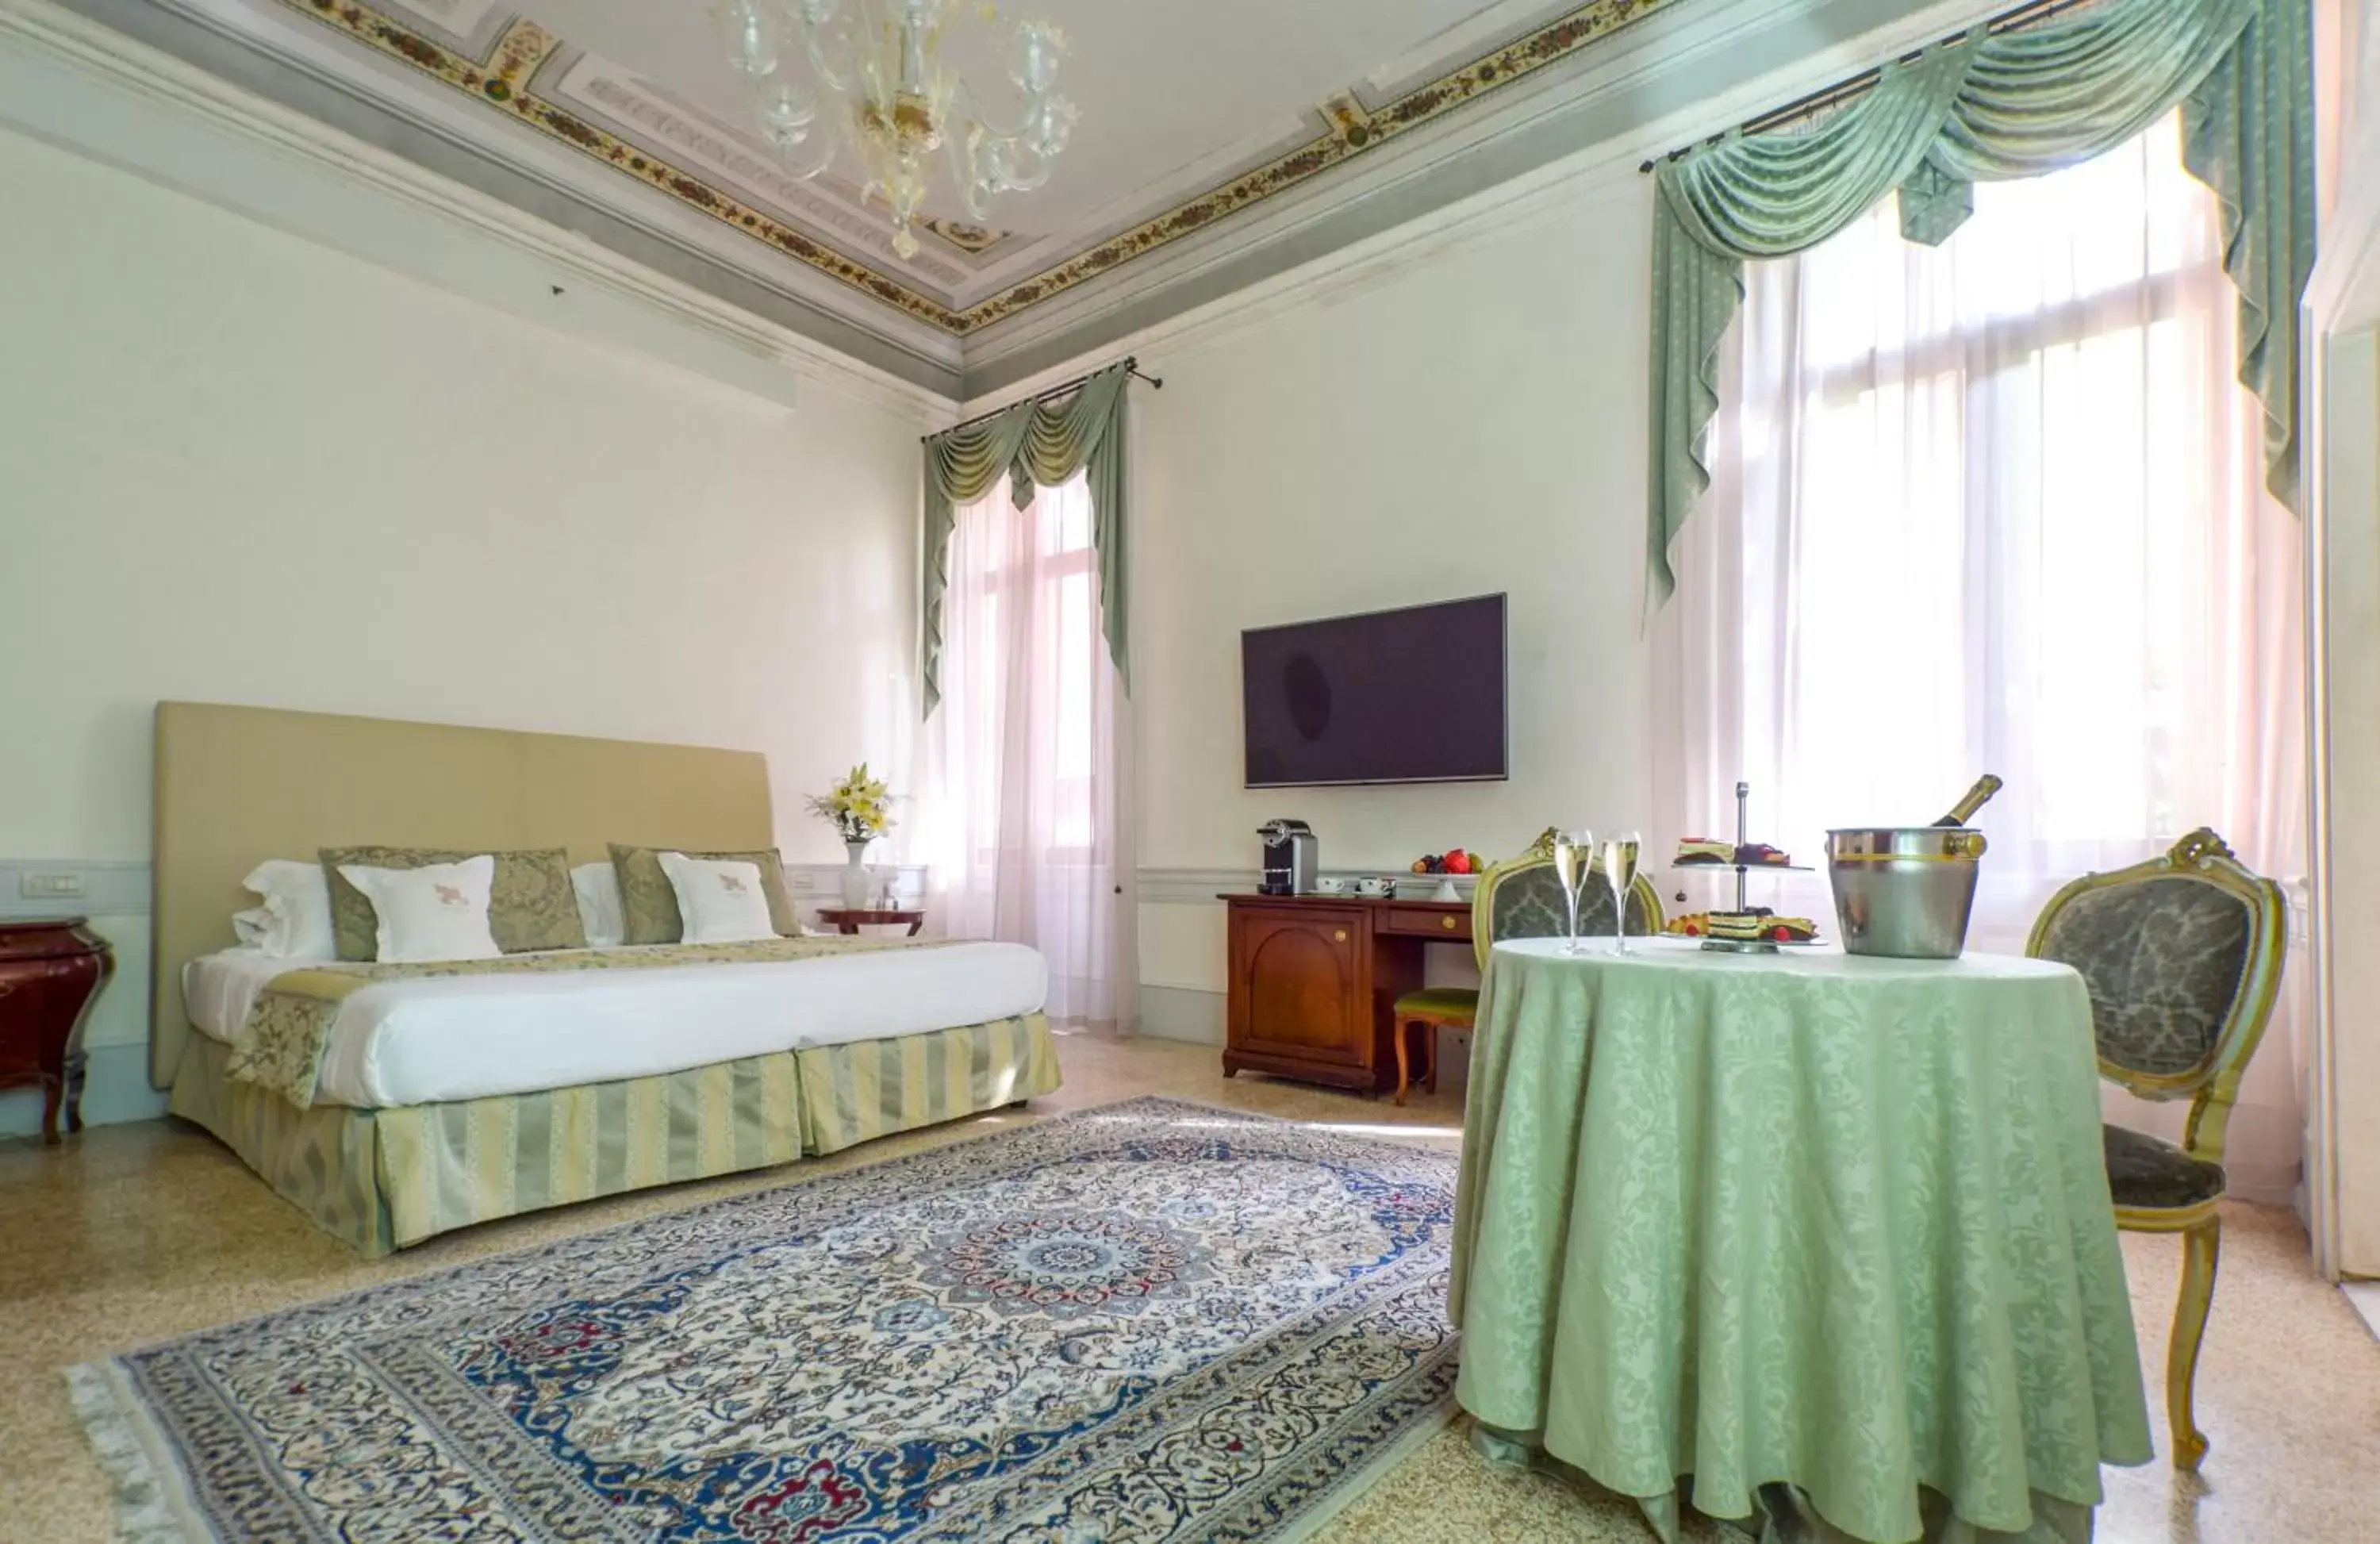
[[816, 908, 927, 936], [0, 916, 116, 1144]]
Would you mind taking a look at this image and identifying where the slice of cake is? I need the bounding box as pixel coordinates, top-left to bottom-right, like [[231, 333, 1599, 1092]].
[[1709, 911, 1818, 943], [1675, 837, 1733, 866]]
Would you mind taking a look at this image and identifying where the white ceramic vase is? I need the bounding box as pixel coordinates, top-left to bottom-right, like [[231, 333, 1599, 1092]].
[[842, 840, 873, 908]]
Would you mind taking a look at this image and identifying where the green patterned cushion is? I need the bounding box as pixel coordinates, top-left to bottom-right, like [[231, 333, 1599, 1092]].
[[2037, 877, 2250, 1078], [2103, 1123, 2225, 1209], [1393, 986, 1480, 1020], [320, 847, 585, 960], [1489, 863, 1657, 947], [609, 844, 794, 945]]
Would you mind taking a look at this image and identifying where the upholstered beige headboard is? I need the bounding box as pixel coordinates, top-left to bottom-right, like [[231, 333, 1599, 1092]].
[[150, 701, 775, 1088]]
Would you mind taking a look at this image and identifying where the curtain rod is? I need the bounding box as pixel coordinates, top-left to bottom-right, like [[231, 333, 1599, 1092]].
[[1636, 0, 2095, 175], [923, 356, 1162, 443]]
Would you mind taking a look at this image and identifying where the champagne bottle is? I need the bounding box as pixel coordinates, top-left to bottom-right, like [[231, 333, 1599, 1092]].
[[1934, 774, 2002, 828]]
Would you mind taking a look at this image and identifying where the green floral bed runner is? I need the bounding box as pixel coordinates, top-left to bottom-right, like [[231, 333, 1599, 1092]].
[[227, 935, 951, 1109]]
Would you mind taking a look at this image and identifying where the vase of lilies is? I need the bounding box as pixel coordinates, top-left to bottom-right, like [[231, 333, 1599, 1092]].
[[808, 763, 895, 908]]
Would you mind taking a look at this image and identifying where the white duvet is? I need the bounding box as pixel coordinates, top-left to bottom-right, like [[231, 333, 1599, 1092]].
[[183, 942, 1049, 1108]]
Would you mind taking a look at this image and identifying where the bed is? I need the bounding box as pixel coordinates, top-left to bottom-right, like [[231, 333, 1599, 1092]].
[[150, 701, 1061, 1254]]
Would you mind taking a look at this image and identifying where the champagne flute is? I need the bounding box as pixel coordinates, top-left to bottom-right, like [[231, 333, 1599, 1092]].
[[1603, 831, 1641, 954], [1552, 828, 1593, 955]]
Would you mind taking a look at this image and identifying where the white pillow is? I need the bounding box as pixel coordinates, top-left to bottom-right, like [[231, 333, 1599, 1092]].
[[236, 859, 336, 958], [571, 861, 625, 947], [336, 855, 502, 963], [658, 852, 780, 944]]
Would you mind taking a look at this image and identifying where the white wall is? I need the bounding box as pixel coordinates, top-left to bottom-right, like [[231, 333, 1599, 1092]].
[[0, 121, 927, 1135], [1127, 175, 1657, 1028]]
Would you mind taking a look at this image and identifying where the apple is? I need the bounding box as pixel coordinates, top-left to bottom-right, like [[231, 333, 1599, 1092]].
[[1444, 849, 1472, 875]]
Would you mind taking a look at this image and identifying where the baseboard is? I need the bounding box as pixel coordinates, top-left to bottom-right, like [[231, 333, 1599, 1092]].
[[0, 1043, 169, 1141], [2344, 1282, 2380, 1346], [1140, 985, 1226, 1045]]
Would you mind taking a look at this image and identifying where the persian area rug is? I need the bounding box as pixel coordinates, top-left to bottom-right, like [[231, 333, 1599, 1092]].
[[70, 1097, 1459, 1543]]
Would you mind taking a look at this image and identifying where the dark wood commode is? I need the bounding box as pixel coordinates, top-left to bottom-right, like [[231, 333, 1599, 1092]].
[[0, 917, 116, 1143], [1221, 893, 1471, 1093]]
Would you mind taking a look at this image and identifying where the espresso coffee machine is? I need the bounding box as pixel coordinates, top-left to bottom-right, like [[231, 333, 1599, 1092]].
[[1257, 819, 1318, 895]]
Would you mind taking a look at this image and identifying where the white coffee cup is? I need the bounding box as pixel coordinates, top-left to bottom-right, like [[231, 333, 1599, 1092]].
[[1355, 876, 1394, 898], [1314, 876, 1346, 894]]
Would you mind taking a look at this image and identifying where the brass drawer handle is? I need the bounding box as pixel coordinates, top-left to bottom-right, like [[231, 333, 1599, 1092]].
[[1441, 915, 1458, 931], [1333, 929, 1349, 943]]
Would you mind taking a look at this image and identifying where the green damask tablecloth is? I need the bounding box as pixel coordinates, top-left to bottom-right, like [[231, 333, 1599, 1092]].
[[1450, 938, 2151, 1543]]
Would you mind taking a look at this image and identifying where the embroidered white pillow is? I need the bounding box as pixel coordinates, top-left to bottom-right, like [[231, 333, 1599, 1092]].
[[236, 858, 337, 958], [570, 861, 625, 947], [658, 852, 780, 944], [335, 855, 502, 963]]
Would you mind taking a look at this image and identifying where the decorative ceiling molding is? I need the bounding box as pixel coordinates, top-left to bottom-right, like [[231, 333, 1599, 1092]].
[[951, 0, 1674, 332], [259, 0, 1679, 337], [268, 0, 972, 328], [0, 0, 962, 421]]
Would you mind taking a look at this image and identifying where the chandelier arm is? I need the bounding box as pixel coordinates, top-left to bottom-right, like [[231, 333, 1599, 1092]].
[[950, 126, 991, 219], [800, 28, 854, 95], [962, 90, 1048, 145], [786, 135, 835, 182], [994, 143, 1054, 194]]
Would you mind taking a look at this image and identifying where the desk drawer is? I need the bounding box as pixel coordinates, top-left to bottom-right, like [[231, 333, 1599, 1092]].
[[1376, 906, 1470, 940]]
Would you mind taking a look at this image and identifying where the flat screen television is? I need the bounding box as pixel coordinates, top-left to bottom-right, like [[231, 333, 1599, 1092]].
[[1242, 593, 1508, 788]]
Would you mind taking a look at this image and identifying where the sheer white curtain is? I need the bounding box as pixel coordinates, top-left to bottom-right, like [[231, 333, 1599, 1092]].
[[920, 470, 1138, 1032], [1652, 114, 2307, 1206]]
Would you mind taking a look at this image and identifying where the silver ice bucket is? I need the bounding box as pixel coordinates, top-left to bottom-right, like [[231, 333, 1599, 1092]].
[[1825, 827, 1987, 959]]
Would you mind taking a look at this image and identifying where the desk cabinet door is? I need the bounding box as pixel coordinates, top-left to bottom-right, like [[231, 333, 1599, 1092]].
[[1230, 907, 1368, 1067]]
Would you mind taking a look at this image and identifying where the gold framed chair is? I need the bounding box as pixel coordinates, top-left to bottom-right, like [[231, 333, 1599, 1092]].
[[1390, 833, 1664, 1105], [2025, 827, 2286, 1471]]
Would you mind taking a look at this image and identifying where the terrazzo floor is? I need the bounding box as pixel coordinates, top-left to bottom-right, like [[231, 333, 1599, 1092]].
[[2, 1031, 2374, 1542]]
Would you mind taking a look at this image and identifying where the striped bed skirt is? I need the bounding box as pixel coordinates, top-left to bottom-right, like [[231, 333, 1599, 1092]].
[[168, 1013, 1060, 1255]]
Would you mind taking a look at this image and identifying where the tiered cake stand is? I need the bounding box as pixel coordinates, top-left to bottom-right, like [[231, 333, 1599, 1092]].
[[1672, 781, 1812, 954]]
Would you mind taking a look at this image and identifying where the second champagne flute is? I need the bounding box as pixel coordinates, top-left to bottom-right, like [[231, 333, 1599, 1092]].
[[1552, 828, 1593, 955], [1603, 831, 1641, 953]]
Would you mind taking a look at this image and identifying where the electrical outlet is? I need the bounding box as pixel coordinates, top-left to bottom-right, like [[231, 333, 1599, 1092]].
[[20, 871, 84, 898]]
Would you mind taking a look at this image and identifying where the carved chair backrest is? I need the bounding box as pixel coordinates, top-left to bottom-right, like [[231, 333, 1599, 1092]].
[[2026, 827, 2286, 1166]]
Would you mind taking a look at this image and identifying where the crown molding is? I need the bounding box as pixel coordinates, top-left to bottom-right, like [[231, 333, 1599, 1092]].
[[124, 0, 970, 378], [959, 0, 2001, 405], [0, 0, 962, 421]]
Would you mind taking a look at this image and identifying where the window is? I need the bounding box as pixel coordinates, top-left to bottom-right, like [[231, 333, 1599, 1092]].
[[923, 470, 1136, 1027], [1655, 113, 2302, 949]]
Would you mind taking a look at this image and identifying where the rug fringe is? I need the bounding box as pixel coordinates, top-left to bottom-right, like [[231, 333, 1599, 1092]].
[[65, 1362, 202, 1544]]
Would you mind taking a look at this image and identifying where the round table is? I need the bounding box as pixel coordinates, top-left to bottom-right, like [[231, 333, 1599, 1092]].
[[1449, 936, 2150, 1543]]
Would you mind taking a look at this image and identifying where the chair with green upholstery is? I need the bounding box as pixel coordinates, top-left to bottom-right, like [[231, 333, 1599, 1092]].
[[2025, 827, 2286, 1471], [1390, 832, 1664, 1106]]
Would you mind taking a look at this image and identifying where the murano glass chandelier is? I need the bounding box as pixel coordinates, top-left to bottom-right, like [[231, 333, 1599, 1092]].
[[712, 0, 1078, 261]]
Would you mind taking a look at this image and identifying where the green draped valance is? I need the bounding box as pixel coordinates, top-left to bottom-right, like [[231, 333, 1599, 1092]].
[[920, 361, 1131, 717], [1648, 0, 2313, 603]]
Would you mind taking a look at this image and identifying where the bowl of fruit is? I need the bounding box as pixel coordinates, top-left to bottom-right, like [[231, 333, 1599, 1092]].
[[1411, 849, 1477, 902]]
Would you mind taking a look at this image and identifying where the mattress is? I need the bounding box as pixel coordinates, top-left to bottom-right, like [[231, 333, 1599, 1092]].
[[182, 943, 1049, 1108]]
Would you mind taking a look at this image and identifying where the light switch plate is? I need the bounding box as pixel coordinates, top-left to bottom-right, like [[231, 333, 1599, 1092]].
[[19, 872, 84, 898]]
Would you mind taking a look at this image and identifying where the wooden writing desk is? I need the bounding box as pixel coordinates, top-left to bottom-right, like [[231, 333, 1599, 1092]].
[[1219, 891, 1471, 1093]]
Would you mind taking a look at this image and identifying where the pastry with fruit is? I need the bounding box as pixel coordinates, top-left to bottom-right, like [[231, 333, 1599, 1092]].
[[1674, 837, 1733, 866], [1734, 843, 1792, 866], [1707, 910, 1818, 943]]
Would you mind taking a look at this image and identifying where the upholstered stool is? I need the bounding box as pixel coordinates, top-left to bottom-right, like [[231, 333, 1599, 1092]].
[[1389, 987, 1477, 1106]]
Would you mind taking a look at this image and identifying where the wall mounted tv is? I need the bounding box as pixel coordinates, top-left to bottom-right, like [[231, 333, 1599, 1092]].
[[1242, 593, 1508, 788]]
